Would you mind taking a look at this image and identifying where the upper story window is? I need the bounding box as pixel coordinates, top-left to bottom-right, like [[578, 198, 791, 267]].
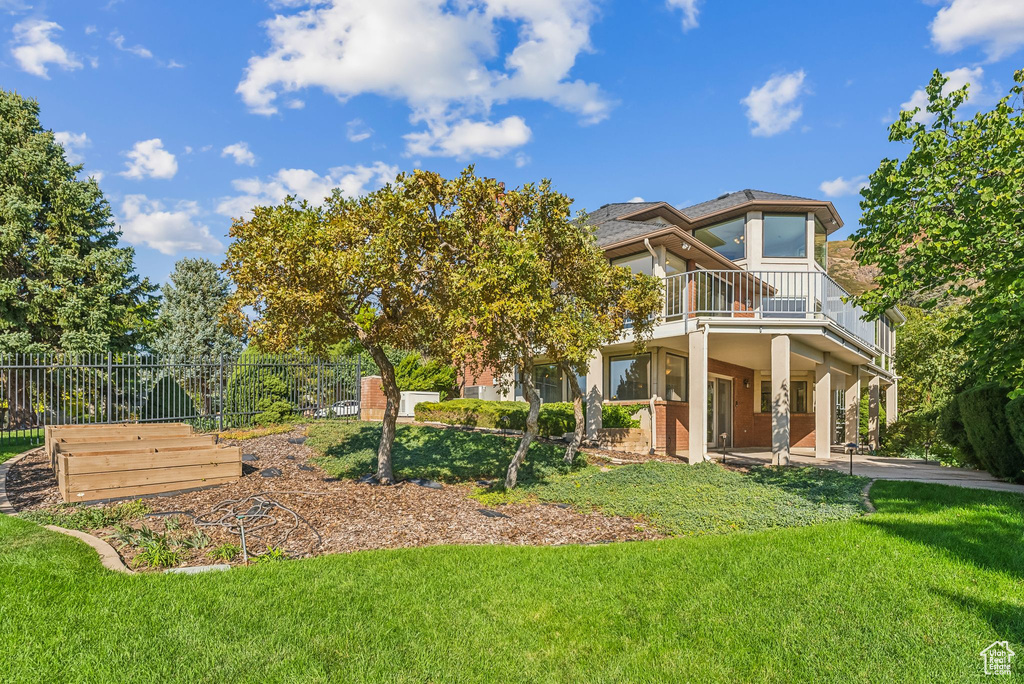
[[611, 253, 653, 276], [813, 217, 827, 269], [695, 216, 745, 260], [666, 253, 687, 275], [763, 214, 807, 258]]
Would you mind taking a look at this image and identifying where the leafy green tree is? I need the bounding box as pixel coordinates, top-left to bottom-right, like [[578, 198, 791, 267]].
[[0, 90, 156, 354], [394, 352, 457, 398], [893, 306, 972, 417], [224, 169, 497, 484], [465, 182, 662, 486], [854, 69, 1024, 391], [153, 258, 243, 359], [1, 90, 156, 427]]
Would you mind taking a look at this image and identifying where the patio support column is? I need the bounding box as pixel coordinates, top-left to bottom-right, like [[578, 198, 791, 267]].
[[585, 351, 603, 440], [868, 375, 881, 449], [771, 334, 791, 465], [845, 368, 861, 445], [687, 328, 708, 464], [885, 381, 898, 426], [814, 353, 832, 459]]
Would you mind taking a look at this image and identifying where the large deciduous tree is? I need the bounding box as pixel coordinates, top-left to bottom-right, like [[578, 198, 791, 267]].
[[465, 182, 662, 487], [854, 69, 1024, 391], [0, 89, 156, 354], [223, 169, 499, 484]]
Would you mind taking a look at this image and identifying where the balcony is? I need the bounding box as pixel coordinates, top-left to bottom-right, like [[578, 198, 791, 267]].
[[663, 270, 876, 349]]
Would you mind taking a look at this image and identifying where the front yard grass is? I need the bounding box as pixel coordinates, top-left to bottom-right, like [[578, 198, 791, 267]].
[[0, 433, 41, 464], [307, 420, 584, 483], [476, 461, 870, 535], [1, 480, 1022, 681]]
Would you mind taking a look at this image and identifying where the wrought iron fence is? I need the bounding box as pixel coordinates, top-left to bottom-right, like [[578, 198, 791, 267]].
[[0, 352, 361, 446]]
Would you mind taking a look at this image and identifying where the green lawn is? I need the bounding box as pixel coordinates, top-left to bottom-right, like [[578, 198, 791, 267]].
[[307, 420, 585, 483], [477, 460, 870, 535], [1, 481, 1022, 681], [0, 433, 42, 464]]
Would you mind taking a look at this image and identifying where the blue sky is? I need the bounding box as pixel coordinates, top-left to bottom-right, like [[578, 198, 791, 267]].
[[3, 0, 1022, 285]]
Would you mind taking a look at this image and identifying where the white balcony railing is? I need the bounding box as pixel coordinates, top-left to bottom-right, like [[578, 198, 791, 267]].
[[663, 270, 876, 349]]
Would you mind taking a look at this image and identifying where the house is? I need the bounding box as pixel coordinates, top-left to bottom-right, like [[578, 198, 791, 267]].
[[463, 189, 902, 464]]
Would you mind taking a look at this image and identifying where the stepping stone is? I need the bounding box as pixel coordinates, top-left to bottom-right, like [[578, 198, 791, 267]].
[[476, 480, 491, 487], [478, 508, 509, 519], [242, 454, 258, 462], [285, 455, 295, 461], [260, 467, 282, 478], [356, 473, 380, 485], [287, 437, 307, 445], [408, 478, 443, 490], [298, 464, 315, 472], [165, 564, 230, 575], [546, 503, 571, 509]]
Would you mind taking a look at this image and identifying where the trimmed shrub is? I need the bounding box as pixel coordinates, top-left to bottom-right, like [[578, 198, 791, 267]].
[[878, 412, 966, 466], [957, 383, 1024, 482], [223, 349, 296, 426], [1003, 395, 1024, 482], [937, 395, 978, 466], [413, 399, 643, 438], [144, 376, 199, 420]]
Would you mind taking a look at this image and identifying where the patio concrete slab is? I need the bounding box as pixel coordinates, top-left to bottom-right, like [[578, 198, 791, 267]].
[[710, 448, 1024, 495]]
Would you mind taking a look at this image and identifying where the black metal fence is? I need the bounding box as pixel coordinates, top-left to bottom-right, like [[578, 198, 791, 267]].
[[0, 352, 361, 445]]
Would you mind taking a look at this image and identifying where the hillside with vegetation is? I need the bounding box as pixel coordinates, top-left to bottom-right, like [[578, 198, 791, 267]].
[[828, 239, 878, 295]]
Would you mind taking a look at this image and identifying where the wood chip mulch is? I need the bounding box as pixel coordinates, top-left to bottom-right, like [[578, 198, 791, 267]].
[[5, 429, 662, 570]]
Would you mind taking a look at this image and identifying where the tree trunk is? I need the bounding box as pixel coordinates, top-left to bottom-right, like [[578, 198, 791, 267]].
[[560, 361, 584, 465], [5, 369, 35, 429], [366, 343, 400, 485], [506, 363, 540, 489]]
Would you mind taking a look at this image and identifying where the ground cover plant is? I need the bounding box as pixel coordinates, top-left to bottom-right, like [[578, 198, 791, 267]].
[[307, 420, 585, 483], [476, 461, 870, 535], [1, 481, 1022, 681]]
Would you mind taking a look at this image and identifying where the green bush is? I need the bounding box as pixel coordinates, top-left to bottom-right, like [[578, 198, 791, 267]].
[[395, 353, 457, 398], [937, 395, 978, 467], [414, 399, 643, 437], [957, 383, 1024, 482], [878, 412, 966, 465], [223, 349, 296, 426], [1003, 395, 1024, 482], [145, 376, 199, 420]]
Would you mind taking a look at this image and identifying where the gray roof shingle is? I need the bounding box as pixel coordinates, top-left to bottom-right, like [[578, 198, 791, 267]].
[[678, 189, 818, 219]]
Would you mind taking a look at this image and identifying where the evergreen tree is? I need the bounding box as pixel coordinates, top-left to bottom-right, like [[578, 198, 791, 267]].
[[0, 89, 156, 354], [153, 258, 243, 359]]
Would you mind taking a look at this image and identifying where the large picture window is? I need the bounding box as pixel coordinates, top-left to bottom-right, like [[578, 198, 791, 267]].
[[533, 364, 562, 404], [759, 379, 809, 412], [763, 214, 807, 258], [665, 353, 687, 401], [695, 216, 745, 260], [611, 253, 653, 276], [608, 353, 650, 401]]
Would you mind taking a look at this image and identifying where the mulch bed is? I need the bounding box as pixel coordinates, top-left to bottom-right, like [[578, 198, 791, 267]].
[[6, 428, 661, 570]]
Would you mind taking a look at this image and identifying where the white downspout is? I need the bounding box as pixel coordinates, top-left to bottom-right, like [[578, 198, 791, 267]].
[[644, 238, 660, 455]]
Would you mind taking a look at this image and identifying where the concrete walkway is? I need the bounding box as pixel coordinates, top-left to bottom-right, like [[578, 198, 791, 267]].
[[709, 448, 1024, 495]]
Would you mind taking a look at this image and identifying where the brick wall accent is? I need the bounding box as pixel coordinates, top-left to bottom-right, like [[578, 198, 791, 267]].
[[751, 413, 816, 448], [360, 375, 386, 421]]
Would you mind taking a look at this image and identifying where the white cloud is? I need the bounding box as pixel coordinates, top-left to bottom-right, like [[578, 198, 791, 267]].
[[628, 196, 645, 203], [54, 131, 90, 164], [930, 0, 1024, 61], [819, 175, 868, 198], [118, 195, 222, 256], [237, 0, 610, 157], [221, 141, 256, 166], [84, 25, 97, 35], [741, 70, 808, 137], [216, 161, 398, 218], [404, 116, 531, 158], [285, 99, 305, 109], [166, 59, 185, 69], [346, 118, 373, 142], [121, 138, 178, 179], [666, 0, 701, 31], [11, 19, 82, 78], [110, 32, 153, 59], [900, 66, 985, 124], [89, 170, 104, 182], [514, 152, 530, 168]]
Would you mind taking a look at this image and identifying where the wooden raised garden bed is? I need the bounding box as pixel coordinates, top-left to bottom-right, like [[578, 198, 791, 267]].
[[46, 424, 241, 503]]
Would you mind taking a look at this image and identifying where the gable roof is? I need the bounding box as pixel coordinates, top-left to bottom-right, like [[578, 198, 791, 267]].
[[679, 189, 819, 219]]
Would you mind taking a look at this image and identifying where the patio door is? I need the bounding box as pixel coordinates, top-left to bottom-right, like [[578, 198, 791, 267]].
[[707, 376, 734, 449]]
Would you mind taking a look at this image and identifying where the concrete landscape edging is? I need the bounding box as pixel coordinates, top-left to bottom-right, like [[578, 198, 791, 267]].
[[0, 448, 133, 574]]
